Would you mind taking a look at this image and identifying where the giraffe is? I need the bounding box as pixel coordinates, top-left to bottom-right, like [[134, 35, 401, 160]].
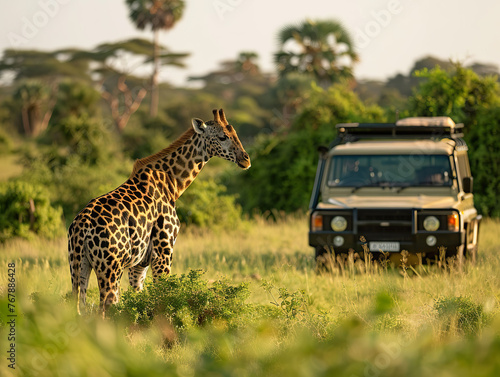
[[68, 109, 251, 314]]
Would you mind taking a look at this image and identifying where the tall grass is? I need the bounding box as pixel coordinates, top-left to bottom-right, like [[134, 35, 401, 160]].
[[1, 216, 499, 376]]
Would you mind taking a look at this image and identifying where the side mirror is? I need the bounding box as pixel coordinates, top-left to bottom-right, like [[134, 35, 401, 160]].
[[317, 146, 329, 158], [462, 177, 473, 194]]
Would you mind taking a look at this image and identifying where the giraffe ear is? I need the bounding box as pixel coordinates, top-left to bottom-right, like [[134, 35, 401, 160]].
[[192, 118, 206, 134]]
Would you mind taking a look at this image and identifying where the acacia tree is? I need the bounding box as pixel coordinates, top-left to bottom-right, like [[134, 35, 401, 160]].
[[0, 49, 89, 136], [71, 38, 188, 132], [13, 81, 58, 137], [125, 0, 186, 117], [275, 19, 359, 88]]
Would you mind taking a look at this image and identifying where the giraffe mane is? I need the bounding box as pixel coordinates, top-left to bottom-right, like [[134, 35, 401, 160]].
[[129, 127, 195, 178]]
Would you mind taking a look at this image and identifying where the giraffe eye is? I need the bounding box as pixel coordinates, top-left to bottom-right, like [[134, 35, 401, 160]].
[[218, 135, 228, 141]]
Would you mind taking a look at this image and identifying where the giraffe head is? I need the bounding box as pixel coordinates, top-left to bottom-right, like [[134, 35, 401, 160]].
[[191, 109, 251, 170]]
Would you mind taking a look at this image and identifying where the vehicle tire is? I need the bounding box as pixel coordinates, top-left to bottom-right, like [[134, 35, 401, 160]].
[[466, 220, 479, 264], [315, 247, 332, 272]]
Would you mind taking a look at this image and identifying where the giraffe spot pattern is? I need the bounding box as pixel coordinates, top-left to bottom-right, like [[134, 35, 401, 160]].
[[68, 109, 250, 314]]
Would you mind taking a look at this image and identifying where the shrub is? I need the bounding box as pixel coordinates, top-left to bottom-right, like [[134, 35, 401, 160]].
[[0, 181, 64, 242], [176, 179, 243, 228], [434, 296, 484, 336], [19, 154, 129, 222], [111, 270, 251, 330]]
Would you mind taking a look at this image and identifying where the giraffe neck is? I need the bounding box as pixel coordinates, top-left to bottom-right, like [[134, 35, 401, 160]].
[[130, 129, 209, 202]]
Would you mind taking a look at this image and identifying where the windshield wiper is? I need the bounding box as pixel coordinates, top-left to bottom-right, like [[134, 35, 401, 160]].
[[396, 185, 411, 193], [350, 184, 379, 193], [350, 186, 363, 194]]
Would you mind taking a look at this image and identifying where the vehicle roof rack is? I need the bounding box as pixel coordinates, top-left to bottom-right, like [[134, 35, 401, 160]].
[[336, 117, 464, 140]]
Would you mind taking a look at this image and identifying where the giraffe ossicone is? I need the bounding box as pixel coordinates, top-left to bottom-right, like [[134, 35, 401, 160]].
[[68, 109, 250, 314]]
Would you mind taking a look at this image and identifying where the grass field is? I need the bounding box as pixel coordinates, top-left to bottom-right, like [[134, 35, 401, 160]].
[[1, 214, 500, 376]]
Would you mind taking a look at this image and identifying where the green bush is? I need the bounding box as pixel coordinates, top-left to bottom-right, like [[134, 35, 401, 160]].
[[121, 118, 171, 160], [177, 179, 243, 228], [469, 106, 500, 217], [111, 270, 250, 329], [0, 181, 64, 241], [20, 156, 129, 223], [434, 296, 484, 336]]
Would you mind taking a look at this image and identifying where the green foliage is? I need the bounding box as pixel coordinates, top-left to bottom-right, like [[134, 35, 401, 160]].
[[434, 296, 484, 336], [471, 106, 500, 216], [121, 115, 172, 160], [42, 114, 117, 166], [51, 79, 101, 121], [235, 83, 385, 213], [17, 98, 129, 221], [1, 218, 500, 377], [373, 291, 396, 315], [0, 48, 91, 81], [0, 181, 64, 241], [177, 179, 243, 228], [21, 156, 129, 221], [408, 64, 500, 216], [262, 281, 309, 320], [125, 0, 185, 31], [275, 19, 358, 86], [409, 64, 499, 132], [111, 270, 250, 329]]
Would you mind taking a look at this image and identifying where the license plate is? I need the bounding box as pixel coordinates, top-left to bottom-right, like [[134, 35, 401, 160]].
[[369, 241, 400, 252]]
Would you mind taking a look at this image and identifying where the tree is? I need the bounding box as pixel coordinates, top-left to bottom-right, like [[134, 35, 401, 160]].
[[408, 63, 500, 216], [71, 38, 188, 132], [0, 49, 90, 82], [13, 80, 58, 137], [408, 63, 498, 133], [233, 83, 385, 213], [125, 0, 186, 117], [274, 19, 359, 88]]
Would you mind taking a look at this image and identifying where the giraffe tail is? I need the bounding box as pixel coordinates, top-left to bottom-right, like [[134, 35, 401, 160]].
[[68, 222, 82, 314]]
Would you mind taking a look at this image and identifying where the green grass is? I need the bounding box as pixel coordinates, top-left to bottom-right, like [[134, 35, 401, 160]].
[[1, 215, 500, 376]]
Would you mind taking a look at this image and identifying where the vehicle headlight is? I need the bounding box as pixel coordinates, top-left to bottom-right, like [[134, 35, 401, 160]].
[[333, 236, 344, 247], [331, 216, 347, 232], [423, 216, 440, 231]]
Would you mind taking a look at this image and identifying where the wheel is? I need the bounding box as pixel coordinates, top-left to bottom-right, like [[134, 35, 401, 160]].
[[315, 246, 334, 272], [466, 220, 479, 264]]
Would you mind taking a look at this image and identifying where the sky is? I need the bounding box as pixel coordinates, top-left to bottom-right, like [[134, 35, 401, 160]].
[[1, 0, 500, 87]]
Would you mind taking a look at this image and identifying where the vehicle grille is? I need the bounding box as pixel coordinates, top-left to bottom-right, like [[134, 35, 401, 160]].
[[357, 209, 413, 242]]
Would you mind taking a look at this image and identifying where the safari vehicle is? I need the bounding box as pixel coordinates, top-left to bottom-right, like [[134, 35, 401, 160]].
[[308, 117, 481, 263]]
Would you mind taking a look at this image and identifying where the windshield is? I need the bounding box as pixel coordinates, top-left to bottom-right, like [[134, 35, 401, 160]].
[[327, 154, 453, 188]]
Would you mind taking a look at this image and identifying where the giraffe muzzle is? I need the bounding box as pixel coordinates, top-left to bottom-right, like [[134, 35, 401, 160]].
[[237, 153, 251, 170]]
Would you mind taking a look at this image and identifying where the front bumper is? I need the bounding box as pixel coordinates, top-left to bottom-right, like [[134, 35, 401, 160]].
[[309, 208, 463, 255]]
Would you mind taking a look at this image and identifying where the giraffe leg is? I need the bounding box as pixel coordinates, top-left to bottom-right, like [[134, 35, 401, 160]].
[[150, 211, 179, 280], [78, 255, 92, 313], [151, 248, 173, 279], [96, 266, 124, 316], [128, 265, 149, 291]]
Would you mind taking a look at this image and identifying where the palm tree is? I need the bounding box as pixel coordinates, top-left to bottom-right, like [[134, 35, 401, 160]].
[[125, 0, 186, 117], [274, 19, 359, 88]]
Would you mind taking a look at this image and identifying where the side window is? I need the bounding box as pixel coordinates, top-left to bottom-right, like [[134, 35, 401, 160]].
[[456, 152, 471, 178]]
